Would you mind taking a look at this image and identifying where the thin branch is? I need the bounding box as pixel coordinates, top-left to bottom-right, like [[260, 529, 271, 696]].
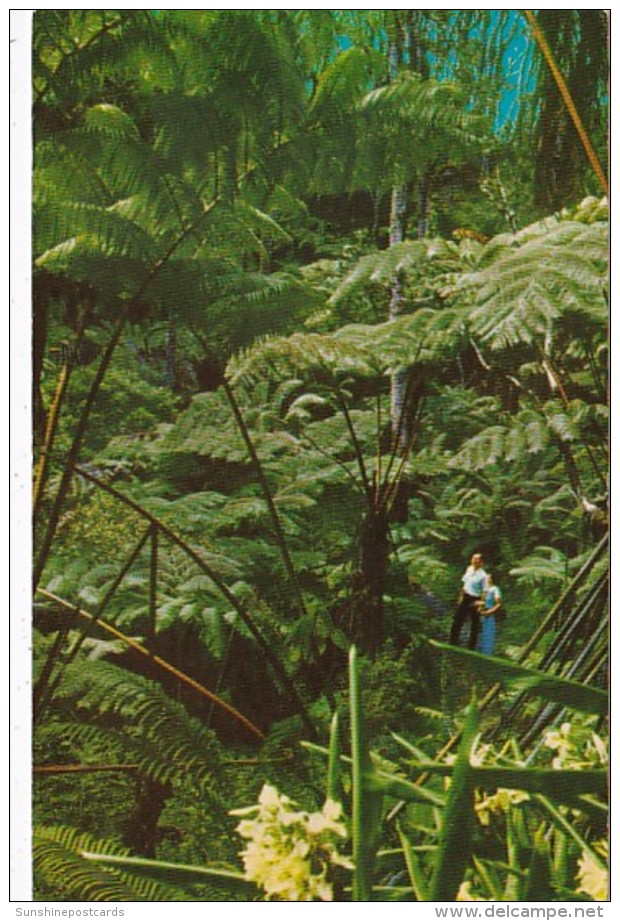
[[333, 386, 374, 503], [381, 358, 423, 494], [71, 466, 317, 738], [32, 626, 69, 724], [33, 306, 93, 516], [34, 526, 153, 723], [222, 379, 307, 622], [299, 430, 365, 496], [34, 196, 222, 587], [32, 364, 70, 514], [36, 588, 266, 742], [34, 754, 297, 775], [149, 523, 158, 650]]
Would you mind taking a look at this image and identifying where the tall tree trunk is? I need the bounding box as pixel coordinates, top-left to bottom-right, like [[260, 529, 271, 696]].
[[388, 183, 409, 451], [32, 292, 48, 448], [164, 314, 177, 390], [417, 169, 432, 239], [388, 20, 411, 452], [356, 508, 389, 656]]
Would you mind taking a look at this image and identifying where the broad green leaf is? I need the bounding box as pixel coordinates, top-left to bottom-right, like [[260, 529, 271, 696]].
[[82, 852, 254, 895], [349, 646, 382, 901], [430, 641, 608, 715], [428, 697, 479, 901]]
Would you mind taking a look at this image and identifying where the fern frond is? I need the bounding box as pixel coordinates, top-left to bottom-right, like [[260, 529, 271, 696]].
[[362, 72, 486, 144], [509, 547, 570, 587], [46, 658, 226, 804], [447, 410, 550, 472], [462, 218, 608, 349], [34, 825, 191, 901], [35, 201, 158, 265], [227, 331, 376, 390], [329, 238, 460, 306], [309, 46, 385, 122]]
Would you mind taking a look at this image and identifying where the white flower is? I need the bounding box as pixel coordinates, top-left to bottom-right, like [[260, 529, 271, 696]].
[[576, 840, 608, 901], [456, 880, 486, 901], [231, 784, 351, 901], [475, 788, 530, 826]]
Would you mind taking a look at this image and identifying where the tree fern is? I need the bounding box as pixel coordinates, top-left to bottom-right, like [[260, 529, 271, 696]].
[[328, 237, 464, 308]]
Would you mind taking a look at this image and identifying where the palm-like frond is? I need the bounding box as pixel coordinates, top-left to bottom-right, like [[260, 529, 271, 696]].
[[361, 73, 485, 145], [39, 656, 226, 803], [357, 72, 490, 190], [460, 214, 608, 350], [227, 307, 464, 391], [309, 46, 385, 123], [447, 412, 548, 472], [33, 825, 192, 901], [509, 546, 570, 588], [328, 238, 464, 307]]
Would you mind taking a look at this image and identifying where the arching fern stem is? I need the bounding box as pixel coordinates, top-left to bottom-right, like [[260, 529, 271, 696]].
[[72, 466, 318, 738], [34, 524, 152, 723], [36, 587, 266, 742], [34, 196, 222, 589]]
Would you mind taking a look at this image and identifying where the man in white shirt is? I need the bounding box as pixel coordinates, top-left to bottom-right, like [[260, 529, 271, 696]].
[[449, 552, 489, 649]]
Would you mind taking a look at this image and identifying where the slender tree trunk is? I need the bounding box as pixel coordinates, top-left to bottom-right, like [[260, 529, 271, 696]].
[[417, 169, 432, 239], [164, 315, 177, 390], [32, 295, 48, 447], [388, 26, 410, 452]]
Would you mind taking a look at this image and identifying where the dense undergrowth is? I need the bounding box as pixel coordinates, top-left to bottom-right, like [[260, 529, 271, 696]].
[[31, 10, 608, 902]]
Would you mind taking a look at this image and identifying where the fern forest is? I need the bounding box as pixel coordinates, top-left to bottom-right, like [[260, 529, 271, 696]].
[[28, 9, 609, 904]]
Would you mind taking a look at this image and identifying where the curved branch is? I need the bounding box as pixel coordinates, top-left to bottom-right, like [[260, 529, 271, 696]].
[[36, 588, 266, 742], [71, 466, 317, 738]]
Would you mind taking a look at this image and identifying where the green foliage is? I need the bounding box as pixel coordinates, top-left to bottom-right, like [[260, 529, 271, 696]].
[[34, 826, 189, 901], [429, 641, 608, 716], [31, 10, 608, 902], [34, 654, 227, 805]]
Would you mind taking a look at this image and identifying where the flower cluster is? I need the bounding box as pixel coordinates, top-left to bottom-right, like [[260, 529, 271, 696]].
[[576, 839, 608, 901], [475, 788, 530, 826], [543, 721, 608, 770], [231, 784, 352, 901]]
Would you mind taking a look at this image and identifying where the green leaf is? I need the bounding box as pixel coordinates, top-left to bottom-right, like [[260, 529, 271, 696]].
[[397, 823, 429, 901], [327, 710, 342, 803], [472, 856, 504, 901], [82, 852, 255, 895], [532, 795, 608, 869], [428, 697, 479, 901], [521, 827, 555, 902], [429, 640, 608, 715], [472, 766, 607, 803], [349, 646, 382, 901], [363, 771, 445, 808]]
